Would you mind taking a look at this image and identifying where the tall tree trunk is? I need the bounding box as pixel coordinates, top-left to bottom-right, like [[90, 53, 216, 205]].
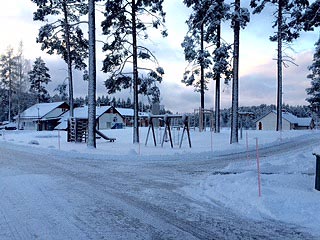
[[17, 44, 22, 130], [132, 0, 139, 143], [215, 23, 221, 133], [37, 80, 40, 103], [200, 23, 205, 131], [62, 0, 74, 117], [276, 0, 283, 131], [87, 0, 96, 148], [230, 0, 240, 144], [8, 70, 12, 122], [17, 60, 22, 129]]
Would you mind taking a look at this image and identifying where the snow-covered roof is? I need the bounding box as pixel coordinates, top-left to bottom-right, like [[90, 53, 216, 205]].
[[116, 108, 134, 117], [55, 106, 115, 130], [281, 111, 299, 124], [73, 106, 113, 119], [56, 106, 149, 129], [57, 106, 113, 122], [296, 117, 313, 127], [256, 110, 312, 127], [116, 107, 149, 117], [18, 102, 68, 119], [279, 111, 312, 126]]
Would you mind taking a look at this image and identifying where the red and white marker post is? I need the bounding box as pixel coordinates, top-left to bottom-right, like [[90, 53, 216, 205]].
[[255, 138, 262, 197]]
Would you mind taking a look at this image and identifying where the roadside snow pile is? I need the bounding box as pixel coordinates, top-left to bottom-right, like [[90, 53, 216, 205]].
[[183, 149, 320, 235]]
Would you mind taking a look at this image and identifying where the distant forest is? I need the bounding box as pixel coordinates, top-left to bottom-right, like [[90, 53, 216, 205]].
[[220, 104, 313, 129], [0, 88, 314, 129], [0, 90, 167, 122]]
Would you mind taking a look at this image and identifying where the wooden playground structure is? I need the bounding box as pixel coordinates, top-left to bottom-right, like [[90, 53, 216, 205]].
[[67, 118, 115, 143], [145, 114, 192, 148], [67, 118, 88, 143], [192, 108, 215, 132]]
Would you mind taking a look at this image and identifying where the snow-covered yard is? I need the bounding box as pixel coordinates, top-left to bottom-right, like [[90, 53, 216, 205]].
[[0, 127, 313, 156], [1, 128, 320, 238]]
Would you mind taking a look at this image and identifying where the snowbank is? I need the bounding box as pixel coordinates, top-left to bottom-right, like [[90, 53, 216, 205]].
[[183, 142, 320, 236]]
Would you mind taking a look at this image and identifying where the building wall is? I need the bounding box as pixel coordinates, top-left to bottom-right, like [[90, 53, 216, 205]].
[[98, 113, 124, 129], [21, 119, 38, 130], [256, 112, 291, 130]]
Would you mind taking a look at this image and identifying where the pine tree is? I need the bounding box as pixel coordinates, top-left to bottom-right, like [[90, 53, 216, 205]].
[[182, 0, 232, 133], [230, 0, 250, 144], [31, 0, 89, 116], [0, 46, 19, 122], [54, 81, 68, 101], [28, 57, 51, 103], [101, 0, 167, 143], [87, 0, 96, 148], [250, 0, 309, 131], [298, 0, 319, 31], [16, 42, 31, 129], [306, 37, 320, 112]]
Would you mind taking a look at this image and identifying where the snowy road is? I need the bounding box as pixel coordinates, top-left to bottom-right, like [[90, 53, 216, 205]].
[[0, 133, 319, 239]]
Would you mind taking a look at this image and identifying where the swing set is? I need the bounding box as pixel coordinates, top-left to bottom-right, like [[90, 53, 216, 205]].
[[145, 114, 192, 148]]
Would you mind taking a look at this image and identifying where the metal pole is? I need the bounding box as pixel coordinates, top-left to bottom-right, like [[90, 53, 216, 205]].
[[256, 138, 262, 197], [58, 130, 61, 150], [315, 155, 320, 191], [246, 131, 249, 161]]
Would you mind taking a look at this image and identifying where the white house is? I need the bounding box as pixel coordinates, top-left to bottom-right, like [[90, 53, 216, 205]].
[[116, 107, 149, 126], [255, 110, 314, 130], [16, 102, 69, 130], [55, 106, 125, 130]]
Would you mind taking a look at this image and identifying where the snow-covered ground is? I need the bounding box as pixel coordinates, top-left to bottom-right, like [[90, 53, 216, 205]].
[[0, 127, 313, 156], [1, 127, 320, 237]]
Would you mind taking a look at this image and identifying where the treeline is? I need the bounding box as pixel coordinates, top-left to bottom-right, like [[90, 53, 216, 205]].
[[219, 104, 313, 129], [74, 95, 167, 113], [0, 88, 37, 122], [0, 92, 167, 122]]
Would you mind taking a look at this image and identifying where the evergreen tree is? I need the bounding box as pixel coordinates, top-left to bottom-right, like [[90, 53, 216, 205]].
[[182, 0, 232, 132], [250, 0, 309, 131], [297, 0, 319, 31], [230, 0, 250, 143], [31, 0, 89, 116], [74, 96, 87, 107], [28, 57, 51, 103], [101, 0, 167, 143], [0, 46, 19, 122], [126, 97, 132, 108], [306, 38, 320, 112], [16, 42, 31, 129], [54, 81, 68, 101], [87, 0, 97, 148]]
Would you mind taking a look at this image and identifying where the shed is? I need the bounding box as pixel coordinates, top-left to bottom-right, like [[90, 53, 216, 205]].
[[255, 110, 314, 130]]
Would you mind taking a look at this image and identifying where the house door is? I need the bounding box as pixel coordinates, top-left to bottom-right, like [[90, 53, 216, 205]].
[[258, 122, 262, 130]]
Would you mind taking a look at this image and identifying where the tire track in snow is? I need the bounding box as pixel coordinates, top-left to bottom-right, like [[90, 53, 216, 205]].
[[0, 133, 318, 239]]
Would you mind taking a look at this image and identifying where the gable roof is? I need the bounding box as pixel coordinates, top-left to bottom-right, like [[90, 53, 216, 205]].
[[73, 105, 113, 119], [116, 107, 149, 117], [55, 106, 123, 130], [256, 110, 312, 127], [17, 102, 68, 120]]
